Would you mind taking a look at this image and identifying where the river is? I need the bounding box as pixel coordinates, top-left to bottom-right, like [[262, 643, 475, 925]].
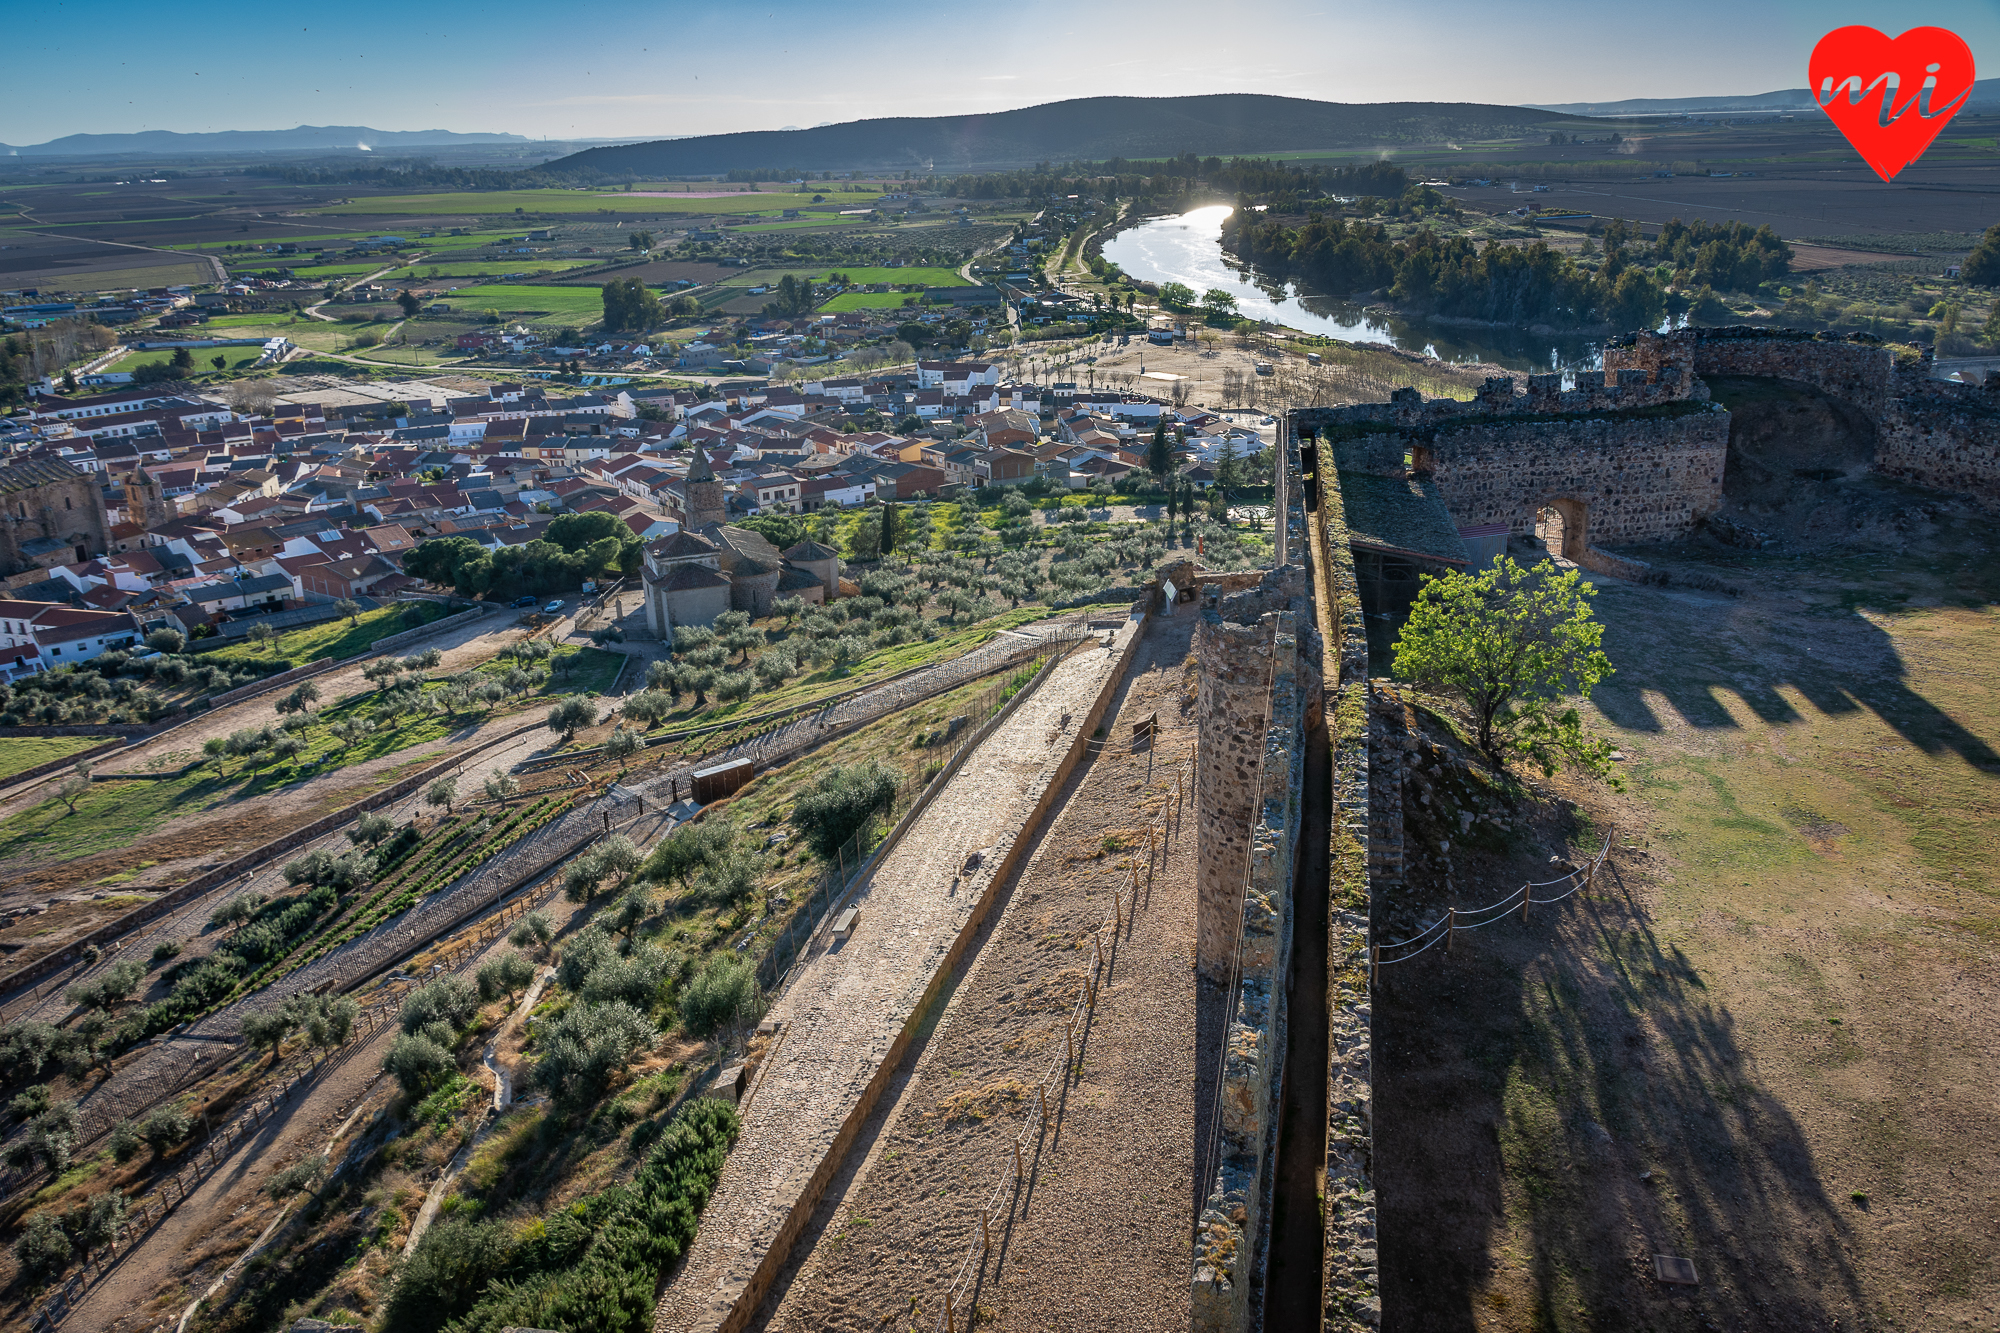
[[1100, 204, 1606, 373]]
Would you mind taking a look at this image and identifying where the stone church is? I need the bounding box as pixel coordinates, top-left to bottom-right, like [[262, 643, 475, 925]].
[[0, 458, 111, 574]]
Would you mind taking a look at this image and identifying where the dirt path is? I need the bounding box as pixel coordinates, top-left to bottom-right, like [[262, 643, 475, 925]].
[[651, 639, 1127, 1332], [753, 616, 1201, 1333]]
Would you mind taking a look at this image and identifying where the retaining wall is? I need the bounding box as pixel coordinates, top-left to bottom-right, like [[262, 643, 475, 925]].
[[667, 618, 1148, 1333], [0, 719, 548, 999]]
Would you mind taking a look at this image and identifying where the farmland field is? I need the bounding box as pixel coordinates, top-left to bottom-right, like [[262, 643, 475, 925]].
[[0, 735, 117, 782], [722, 265, 969, 287], [735, 215, 867, 232], [817, 292, 923, 311], [545, 258, 736, 287], [316, 190, 879, 216], [379, 260, 597, 280], [428, 283, 607, 320], [110, 345, 270, 374]]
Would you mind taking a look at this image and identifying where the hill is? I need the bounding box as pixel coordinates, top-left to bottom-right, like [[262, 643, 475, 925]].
[[0, 125, 537, 157], [543, 95, 1598, 177], [1528, 77, 2000, 116]]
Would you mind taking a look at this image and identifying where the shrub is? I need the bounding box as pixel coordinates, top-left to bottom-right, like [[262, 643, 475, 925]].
[[265, 1153, 327, 1199], [14, 1211, 72, 1282], [140, 1103, 192, 1156], [678, 955, 762, 1040], [399, 976, 481, 1036], [531, 999, 657, 1106], [788, 760, 899, 860], [384, 1032, 455, 1100], [475, 951, 537, 1004], [109, 1118, 141, 1163]]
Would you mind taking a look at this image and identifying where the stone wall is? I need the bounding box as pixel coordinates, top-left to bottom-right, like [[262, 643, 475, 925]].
[[1608, 326, 1894, 420], [1195, 609, 1286, 983], [1422, 408, 1731, 544], [1191, 602, 1307, 1333], [1608, 327, 2000, 505], [1312, 461, 1380, 1332]]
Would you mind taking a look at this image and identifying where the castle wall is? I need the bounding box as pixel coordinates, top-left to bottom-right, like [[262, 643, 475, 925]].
[[1877, 373, 2000, 502], [1425, 408, 1731, 542], [1608, 326, 1895, 421]]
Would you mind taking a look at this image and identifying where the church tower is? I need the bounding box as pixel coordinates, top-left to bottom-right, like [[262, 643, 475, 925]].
[[683, 446, 727, 531], [127, 463, 170, 530]]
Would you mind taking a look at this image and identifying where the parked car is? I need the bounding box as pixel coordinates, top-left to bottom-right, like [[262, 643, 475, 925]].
[[544, 599, 565, 615], [512, 595, 538, 608]]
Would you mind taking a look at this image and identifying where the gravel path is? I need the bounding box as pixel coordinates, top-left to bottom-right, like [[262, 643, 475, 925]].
[[749, 616, 1202, 1333], [652, 640, 1126, 1333]]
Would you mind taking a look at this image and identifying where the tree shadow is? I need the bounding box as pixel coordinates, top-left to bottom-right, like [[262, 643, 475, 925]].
[[1375, 824, 1866, 1330]]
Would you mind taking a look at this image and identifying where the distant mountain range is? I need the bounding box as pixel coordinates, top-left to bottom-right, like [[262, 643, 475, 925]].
[[545, 95, 1595, 177], [1528, 78, 2000, 116], [0, 125, 649, 157]]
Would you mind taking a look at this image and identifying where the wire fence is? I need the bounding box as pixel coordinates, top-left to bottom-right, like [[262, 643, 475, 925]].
[[1370, 831, 1615, 973], [26, 862, 579, 1330], [928, 757, 1190, 1333]]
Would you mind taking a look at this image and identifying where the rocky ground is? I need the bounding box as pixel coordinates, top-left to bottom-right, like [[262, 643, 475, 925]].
[[750, 614, 1202, 1333]]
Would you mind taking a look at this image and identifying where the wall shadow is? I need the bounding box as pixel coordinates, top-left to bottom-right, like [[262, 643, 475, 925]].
[[1374, 811, 1865, 1330]]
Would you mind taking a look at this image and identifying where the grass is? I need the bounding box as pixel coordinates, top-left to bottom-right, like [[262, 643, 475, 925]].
[[0, 734, 117, 780], [110, 346, 269, 374], [0, 644, 621, 862], [199, 603, 451, 665], [317, 190, 879, 217], [818, 293, 924, 312], [379, 261, 596, 280], [429, 284, 609, 320]]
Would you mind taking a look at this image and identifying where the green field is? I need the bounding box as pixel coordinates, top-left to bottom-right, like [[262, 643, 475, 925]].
[[111, 346, 269, 374], [818, 292, 922, 311], [284, 263, 402, 278], [318, 190, 878, 216], [0, 735, 117, 782], [381, 261, 595, 280], [433, 284, 606, 320], [199, 602, 448, 664]]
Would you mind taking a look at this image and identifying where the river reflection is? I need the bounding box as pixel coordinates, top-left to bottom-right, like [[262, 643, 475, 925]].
[[1099, 204, 1605, 373]]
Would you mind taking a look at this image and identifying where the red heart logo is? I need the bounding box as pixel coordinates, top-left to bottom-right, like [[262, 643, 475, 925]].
[[1811, 26, 1977, 181]]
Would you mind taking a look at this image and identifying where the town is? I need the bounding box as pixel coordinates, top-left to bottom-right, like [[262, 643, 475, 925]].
[[0, 44, 1996, 1333]]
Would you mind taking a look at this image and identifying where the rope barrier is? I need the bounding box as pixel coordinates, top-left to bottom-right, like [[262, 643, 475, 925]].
[[1371, 832, 1613, 973]]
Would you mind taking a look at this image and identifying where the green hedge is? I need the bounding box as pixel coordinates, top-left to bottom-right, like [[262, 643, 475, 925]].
[[385, 1097, 740, 1333]]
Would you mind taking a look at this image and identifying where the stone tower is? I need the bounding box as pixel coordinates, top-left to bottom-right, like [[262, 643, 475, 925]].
[[682, 447, 727, 531], [127, 463, 170, 530]]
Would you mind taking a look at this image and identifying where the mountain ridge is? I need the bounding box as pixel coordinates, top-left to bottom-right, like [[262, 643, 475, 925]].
[[0, 125, 639, 157], [542, 95, 1597, 177], [1527, 77, 2000, 116]]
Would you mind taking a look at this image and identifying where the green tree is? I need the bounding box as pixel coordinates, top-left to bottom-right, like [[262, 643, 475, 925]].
[[508, 910, 554, 955], [240, 1008, 294, 1066], [1391, 557, 1618, 778], [14, 1211, 71, 1282], [397, 289, 421, 319], [547, 695, 598, 740], [1147, 418, 1174, 484], [789, 760, 899, 859], [333, 597, 362, 625], [426, 776, 459, 814], [145, 627, 185, 654], [1968, 224, 2000, 287]]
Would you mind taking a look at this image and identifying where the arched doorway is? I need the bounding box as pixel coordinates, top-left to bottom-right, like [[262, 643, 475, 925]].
[[1532, 498, 1588, 562]]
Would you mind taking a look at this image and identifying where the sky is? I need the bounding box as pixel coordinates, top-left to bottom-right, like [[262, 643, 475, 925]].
[[10, 0, 2000, 145]]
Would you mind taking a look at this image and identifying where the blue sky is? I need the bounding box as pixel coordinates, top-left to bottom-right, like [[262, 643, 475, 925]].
[[9, 0, 1999, 144]]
